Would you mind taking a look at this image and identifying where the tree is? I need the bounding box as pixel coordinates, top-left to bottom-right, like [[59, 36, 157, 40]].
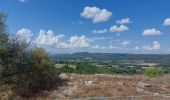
[[0, 12, 30, 77], [0, 12, 60, 97], [0, 12, 9, 77], [15, 48, 58, 96]]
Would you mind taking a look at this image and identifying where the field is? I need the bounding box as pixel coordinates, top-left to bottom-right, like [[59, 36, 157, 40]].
[[1, 74, 170, 100], [45, 74, 170, 99]]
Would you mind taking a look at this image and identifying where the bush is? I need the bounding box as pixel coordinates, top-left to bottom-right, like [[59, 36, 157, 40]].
[[144, 68, 165, 77], [59, 64, 75, 73], [15, 48, 58, 96]]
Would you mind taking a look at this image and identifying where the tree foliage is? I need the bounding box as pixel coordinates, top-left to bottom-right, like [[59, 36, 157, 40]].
[[0, 12, 59, 97], [15, 48, 57, 96], [144, 68, 165, 77]]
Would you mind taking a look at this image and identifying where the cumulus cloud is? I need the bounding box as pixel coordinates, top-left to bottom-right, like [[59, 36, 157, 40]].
[[142, 28, 162, 36], [116, 18, 132, 24], [163, 18, 170, 26], [143, 41, 161, 50], [81, 6, 112, 23], [109, 25, 129, 32], [16, 28, 33, 43], [92, 29, 107, 34], [68, 35, 90, 48], [36, 30, 65, 46], [36, 30, 90, 49]]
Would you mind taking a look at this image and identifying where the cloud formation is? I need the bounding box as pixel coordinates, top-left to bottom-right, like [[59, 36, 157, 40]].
[[143, 41, 161, 50], [68, 35, 90, 48], [122, 40, 130, 47], [142, 28, 162, 36], [116, 18, 132, 24], [109, 25, 129, 32], [81, 6, 112, 23], [16, 28, 33, 43], [36, 30, 65, 47], [92, 29, 107, 34], [164, 18, 170, 26]]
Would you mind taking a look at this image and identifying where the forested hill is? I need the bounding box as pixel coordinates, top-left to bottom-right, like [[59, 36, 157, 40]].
[[52, 52, 170, 65]]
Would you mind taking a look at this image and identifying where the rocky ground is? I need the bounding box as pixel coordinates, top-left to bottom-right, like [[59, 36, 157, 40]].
[[49, 73, 170, 99], [1, 74, 170, 100]]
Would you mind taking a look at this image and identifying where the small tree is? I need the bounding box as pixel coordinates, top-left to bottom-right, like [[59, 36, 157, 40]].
[[0, 12, 29, 78], [15, 48, 58, 96], [0, 12, 9, 76]]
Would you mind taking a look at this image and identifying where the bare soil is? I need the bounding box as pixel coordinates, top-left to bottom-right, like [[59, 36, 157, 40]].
[[50, 74, 170, 99], [1, 74, 170, 100]]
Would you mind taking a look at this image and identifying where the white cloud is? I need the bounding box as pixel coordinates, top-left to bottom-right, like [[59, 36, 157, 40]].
[[36, 30, 65, 46], [143, 41, 161, 50], [122, 40, 130, 47], [116, 18, 132, 24], [142, 28, 162, 36], [92, 29, 107, 34], [16, 28, 33, 43], [36, 30, 90, 49], [58, 42, 69, 48], [163, 18, 170, 26], [68, 35, 90, 48], [81, 6, 112, 23], [109, 25, 129, 32]]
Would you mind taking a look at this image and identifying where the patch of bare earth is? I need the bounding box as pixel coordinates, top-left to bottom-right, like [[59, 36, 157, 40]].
[[1, 74, 170, 99], [50, 74, 170, 99]]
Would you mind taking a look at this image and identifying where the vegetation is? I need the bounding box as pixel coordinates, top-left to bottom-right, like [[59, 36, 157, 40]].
[[0, 11, 169, 99], [144, 68, 165, 77], [15, 48, 58, 96], [0, 12, 59, 97], [59, 63, 140, 75], [74, 63, 113, 74], [54, 52, 170, 66]]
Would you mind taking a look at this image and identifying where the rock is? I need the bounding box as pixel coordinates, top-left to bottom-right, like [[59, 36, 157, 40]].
[[85, 80, 93, 85], [137, 81, 151, 88], [59, 73, 69, 79]]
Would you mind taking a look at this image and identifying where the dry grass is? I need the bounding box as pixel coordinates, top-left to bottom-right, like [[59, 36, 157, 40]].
[[1, 74, 170, 99], [51, 74, 170, 99]]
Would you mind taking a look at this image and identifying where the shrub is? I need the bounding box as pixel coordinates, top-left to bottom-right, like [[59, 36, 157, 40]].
[[144, 68, 165, 77], [59, 64, 75, 73], [15, 48, 58, 96]]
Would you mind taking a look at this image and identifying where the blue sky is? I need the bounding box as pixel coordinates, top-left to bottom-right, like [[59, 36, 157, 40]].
[[1, 0, 170, 54]]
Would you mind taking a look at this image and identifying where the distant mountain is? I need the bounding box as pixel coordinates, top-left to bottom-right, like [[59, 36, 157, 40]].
[[52, 52, 170, 65]]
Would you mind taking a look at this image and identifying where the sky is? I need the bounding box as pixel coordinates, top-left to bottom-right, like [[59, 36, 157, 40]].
[[0, 0, 170, 54]]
